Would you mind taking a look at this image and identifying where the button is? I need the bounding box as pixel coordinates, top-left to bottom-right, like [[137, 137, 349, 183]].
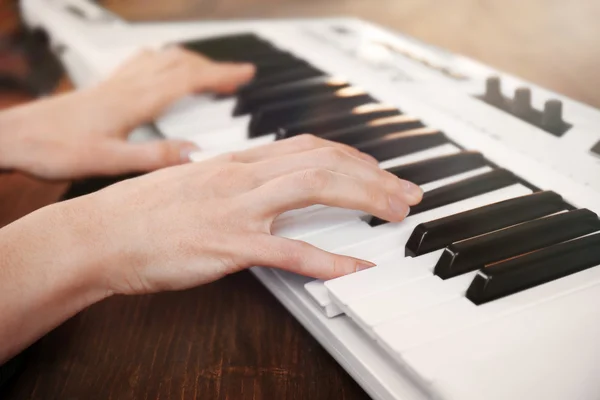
[[434, 208, 600, 279], [406, 191, 568, 257], [591, 139, 600, 157], [467, 232, 600, 305]]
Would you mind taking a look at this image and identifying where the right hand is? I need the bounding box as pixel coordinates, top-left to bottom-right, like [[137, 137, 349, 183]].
[[62, 135, 423, 295]]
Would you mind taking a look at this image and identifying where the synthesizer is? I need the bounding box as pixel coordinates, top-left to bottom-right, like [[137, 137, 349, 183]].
[[20, 1, 600, 399]]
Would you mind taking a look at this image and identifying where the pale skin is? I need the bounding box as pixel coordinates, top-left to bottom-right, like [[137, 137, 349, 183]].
[[0, 47, 423, 364]]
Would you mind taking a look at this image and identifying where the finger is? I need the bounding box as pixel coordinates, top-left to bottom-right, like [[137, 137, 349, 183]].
[[228, 134, 378, 165], [96, 139, 200, 174], [240, 234, 376, 280], [162, 48, 255, 94], [195, 62, 256, 94], [151, 59, 254, 112], [242, 168, 421, 223], [251, 147, 414, 197]]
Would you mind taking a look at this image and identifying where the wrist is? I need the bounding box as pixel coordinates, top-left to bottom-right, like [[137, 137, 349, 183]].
[[1, 198, 113, 311], [0, 200, 113, 362]]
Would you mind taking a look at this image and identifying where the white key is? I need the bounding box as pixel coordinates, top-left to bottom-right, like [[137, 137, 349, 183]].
[[427, 278, 600, 400], [420, 166, 492, 192], [376, 258, 600, 356], [326, 251, 443, 310], [160, 98, 237, 128], [303, 184, 532, 317], [185, 120, 253, 148], [303, 184, 532, 253], [346, 272, 476, 332], [275, 143, 463, 223], [400, 263, 600, 383], [379, 143, 460, 170], [274, 208, 364, 239], [190, 134, 276, 162]]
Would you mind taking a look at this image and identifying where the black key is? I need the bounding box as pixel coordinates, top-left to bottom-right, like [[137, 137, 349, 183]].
[[406, 191, 568, 257], [234, 76, 350, 116], [183, 33, 273, 58], [320, 115, 425, 146], [466, 232, 600, 305], [387, 151, 487, 186], [238, 67, 325, 97], [369, 169, 519, 227], [434, 208, 600, 279], [356, 128, 449, 162], [278, 103, 401, 138], [205, 49, 290, 63], [253, 58, 312, 79], [249, 88, 376, 137]]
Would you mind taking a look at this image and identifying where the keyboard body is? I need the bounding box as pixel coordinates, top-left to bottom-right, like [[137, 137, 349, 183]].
[[21, 1, 600, 399]]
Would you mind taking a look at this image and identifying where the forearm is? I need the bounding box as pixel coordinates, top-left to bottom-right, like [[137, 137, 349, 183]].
[[0, 200, 111, 363]]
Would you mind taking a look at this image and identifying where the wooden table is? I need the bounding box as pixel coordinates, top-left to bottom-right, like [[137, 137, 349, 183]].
[[2, 0, 600, 399]]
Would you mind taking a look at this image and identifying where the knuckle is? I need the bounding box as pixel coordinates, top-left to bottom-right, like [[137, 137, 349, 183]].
[[297, 168, 330, 192], [293, 134, 321, 150], [367, 187, 389, 213], [318, 146, 346, 163]]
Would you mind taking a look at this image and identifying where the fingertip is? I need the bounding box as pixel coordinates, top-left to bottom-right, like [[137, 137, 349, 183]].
[[403, 180, 424, 204], [176, 141, 202, 163], [354, 259, 377, 273]]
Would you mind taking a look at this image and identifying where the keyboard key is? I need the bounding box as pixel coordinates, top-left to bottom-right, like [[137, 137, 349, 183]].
[[401, 268, 600, 387], [387, 151, 487, 185], [249, 88, 375, 137], [182, 33, 272, 57], [313, 184, 533, 317], [467, 232, 600, 305], [320, 115, 425, 146], [405, 191, 568, 256], [356, 128, 449, 162], [253, 57, 312, 79], [237, 66, 325, 97], [369, 168, 519, 226], [234, 76, 350, 116], [278, 103, 401, 138], [375, 260, 600, 355], [434, 208, 600, 279]]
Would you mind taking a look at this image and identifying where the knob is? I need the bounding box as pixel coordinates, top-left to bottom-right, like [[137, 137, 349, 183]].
[[541, 99, 565, 130], [483, 76, 505, 107], [512, 87, 533, 118]]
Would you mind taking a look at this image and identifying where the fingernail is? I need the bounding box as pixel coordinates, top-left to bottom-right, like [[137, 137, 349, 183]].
[[355, 260, 377, 273], [403, 181, 423, 204], [389, 194, 410, 218], [180, 143, 201, 162]]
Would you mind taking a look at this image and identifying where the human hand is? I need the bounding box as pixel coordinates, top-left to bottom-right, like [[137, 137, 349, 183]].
[[62, 135, 423, 295], [0, 47, 255, 179]]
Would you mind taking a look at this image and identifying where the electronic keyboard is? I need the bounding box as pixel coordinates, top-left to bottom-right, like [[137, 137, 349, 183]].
[[21, 1, 600, 399]]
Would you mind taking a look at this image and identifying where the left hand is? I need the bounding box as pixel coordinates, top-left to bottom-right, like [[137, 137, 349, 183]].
[[0, 47, 255, 179]]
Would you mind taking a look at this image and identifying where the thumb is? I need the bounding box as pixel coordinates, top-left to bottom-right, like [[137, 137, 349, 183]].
[[242, 234, 376, 280], [102, 139, 200, 174]]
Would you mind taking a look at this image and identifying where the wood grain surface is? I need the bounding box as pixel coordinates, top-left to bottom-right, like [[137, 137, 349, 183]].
[[2, 0, 599, 399]]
